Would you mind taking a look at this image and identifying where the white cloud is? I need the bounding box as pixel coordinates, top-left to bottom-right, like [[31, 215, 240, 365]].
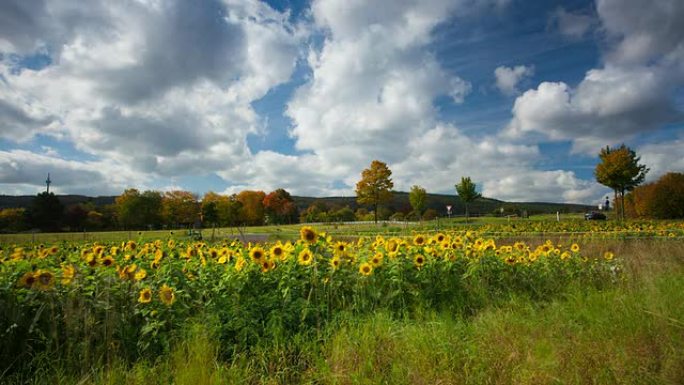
[[0, 149, 144, 195], [551, 7, 595, 39], [507, 0, 684, 155], [639, 139, 684, 182], [494, 65, 534, 95], [0, 0, 304, 189]]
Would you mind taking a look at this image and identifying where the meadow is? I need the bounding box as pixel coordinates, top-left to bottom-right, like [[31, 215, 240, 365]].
[[1, 219, 683, 384]]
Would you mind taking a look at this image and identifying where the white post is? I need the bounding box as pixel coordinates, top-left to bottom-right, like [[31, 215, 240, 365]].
[[556, 211, 560, 222]]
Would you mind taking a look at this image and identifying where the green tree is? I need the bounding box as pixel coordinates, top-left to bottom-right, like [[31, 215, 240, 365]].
[[29, 192, 64, 231], [115, 189, 162, 229], [162, 191, 199, 228], [355, 160, 394, 224], [595, 144, 649, 220], [409, 185, 427, 220], [455, 177, 481, 223]]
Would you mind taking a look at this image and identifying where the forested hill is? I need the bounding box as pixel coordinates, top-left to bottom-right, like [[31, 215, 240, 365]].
[[1, 193, 593, 216]]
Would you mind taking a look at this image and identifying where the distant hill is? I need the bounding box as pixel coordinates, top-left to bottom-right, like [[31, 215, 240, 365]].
[[0, 195, 116, 210], [1, 192, 593, 215], [292, 192, 593, 216]]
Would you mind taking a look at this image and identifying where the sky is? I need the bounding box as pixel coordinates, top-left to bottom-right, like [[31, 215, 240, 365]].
[[0, 0, 683, 204]]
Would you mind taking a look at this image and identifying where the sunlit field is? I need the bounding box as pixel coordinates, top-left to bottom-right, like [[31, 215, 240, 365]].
[[1, 220, 683, 384]]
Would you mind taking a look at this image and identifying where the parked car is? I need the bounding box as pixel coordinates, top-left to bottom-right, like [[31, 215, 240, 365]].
[[584, 211, 607, 220]]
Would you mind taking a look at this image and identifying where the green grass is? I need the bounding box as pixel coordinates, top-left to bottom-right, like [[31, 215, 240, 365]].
[[3, 239, 683, 385]]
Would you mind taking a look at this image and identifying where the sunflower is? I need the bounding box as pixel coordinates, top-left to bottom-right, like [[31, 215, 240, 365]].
[[560, 251, 571, 260], [434, 233, 446, 243], [168, 240, 176, 249], [249, 246, 266, 263], [570, 243, 580, 253], [300, 226, 318, 243], [298, 248, 313, 266], [138, 288, 152, 304], [333, 241, 348, 255], [61, 264, 75, 285], [93, 245, 105, 256], [260, 259, 275, 273], [159, 284, 176, 306], [359, 262, 373, 276], [208, 248, 218, 259], [85, 253, 97, 267], [603, 251, 614, 261], [34, 269, 55, 291], [413, 234, 426, 246], [386, 239, 399, 253], [134, 269, 147, 281], [18, 271, 36, 288], [413, 254, 426, 268], [100, 255, 115, 267], [48, 245, 59, 255], [125, 241, 137, 252], [370, 252, 383, 267], [270, 244, 286, 261], [330, 256, 341, 270], [504, 255, 517, 265], [235, 257, 246, 272]]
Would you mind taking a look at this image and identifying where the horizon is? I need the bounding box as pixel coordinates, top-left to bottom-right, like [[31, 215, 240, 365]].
[[1, 0, 683, 205]]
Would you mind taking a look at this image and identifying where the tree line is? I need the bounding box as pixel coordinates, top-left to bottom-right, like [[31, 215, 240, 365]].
[[2, 147, 680, 233]]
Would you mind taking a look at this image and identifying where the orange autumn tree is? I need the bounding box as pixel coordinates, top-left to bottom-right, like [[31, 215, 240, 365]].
[[237, 190, 266, 226], [263, 188, 297, 224]]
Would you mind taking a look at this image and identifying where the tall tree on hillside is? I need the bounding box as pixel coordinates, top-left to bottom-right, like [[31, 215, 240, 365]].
[[355, 160, 394, 224], [29, 192, 64, 231], [455, 177, 481, 223], [409, 185, 427, 220], [595, 144, 648, 220]]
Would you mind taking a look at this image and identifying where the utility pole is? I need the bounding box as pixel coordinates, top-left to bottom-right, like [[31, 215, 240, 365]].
[[45, 173, 52, 193]]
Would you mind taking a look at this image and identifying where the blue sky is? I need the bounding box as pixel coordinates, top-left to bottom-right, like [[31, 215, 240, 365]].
[[0, 0, 682, 204]]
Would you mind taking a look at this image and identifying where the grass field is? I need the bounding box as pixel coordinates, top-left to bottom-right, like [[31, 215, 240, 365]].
[[1, 220, 683, 384]]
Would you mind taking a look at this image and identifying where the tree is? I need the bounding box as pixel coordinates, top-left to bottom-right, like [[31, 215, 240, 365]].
[[595, 144, 649, 220], [355, 160, 394, 224], [115, 189, 163, 229], [0, 208, 28, 232], [408, 185, 427, 220], [624, 172, 684, 219], [162, 191, 199, 228], [236, 190, 266, 226], [28, 192, 64, 231], [263, 188, 298, 224], [455, 177, 481, 223]]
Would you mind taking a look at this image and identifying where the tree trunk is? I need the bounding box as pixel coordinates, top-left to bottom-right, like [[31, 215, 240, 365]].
[[465, 203, 469, 224], [613, 190, 619, 221], [374, 202, 378, 224], [620, 188, 626, 221]]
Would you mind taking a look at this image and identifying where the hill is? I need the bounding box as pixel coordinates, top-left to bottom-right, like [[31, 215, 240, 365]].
[[1, 192, 593, 216]]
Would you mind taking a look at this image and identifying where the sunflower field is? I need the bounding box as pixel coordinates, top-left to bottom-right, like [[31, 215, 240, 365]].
[[0, 225, 626, 379]]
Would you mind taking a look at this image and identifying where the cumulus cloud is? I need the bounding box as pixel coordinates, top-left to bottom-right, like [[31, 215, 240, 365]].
[[494, 65, 534, 95], [0, 0, 304, 189], [639, 139, 684, 182], [286, 0, 473, 180], [507, 0, 684, 155]]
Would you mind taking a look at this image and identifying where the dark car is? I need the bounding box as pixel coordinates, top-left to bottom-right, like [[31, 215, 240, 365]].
[[584, 211, 607, 220]]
